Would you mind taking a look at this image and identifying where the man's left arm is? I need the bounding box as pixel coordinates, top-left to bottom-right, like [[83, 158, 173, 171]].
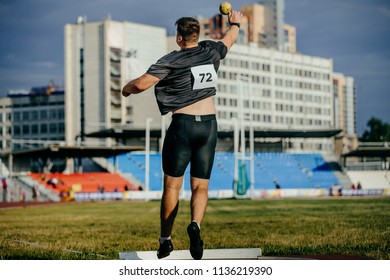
[[122, 73, 160, 97]]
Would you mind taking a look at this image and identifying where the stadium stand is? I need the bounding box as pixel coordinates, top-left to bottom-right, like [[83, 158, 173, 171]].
[[28, 172, 134, 195], [113, 152, 341, 191], [111, 153, 163, 191], [7, 153, 388, 201]]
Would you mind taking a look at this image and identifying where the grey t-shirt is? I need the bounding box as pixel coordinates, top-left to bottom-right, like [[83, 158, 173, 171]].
[[146, 40, 228, 115]]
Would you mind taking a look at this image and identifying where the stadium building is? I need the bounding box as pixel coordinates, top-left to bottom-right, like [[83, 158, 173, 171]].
[[4, 1, 388, 203], [214, 44, 336, 154], [0, 83, 65, 153], [62, 1, 350, 156]]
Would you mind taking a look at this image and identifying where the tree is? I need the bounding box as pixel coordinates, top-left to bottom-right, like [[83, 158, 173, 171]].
[[361, 117, 390, 142]]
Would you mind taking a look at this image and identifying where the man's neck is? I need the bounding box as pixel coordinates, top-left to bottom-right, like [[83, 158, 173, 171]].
[[180, 42, 198, 50]]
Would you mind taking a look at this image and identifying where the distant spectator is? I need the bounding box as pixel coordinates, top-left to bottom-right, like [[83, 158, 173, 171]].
[[357, 182, 362, 190], [97, 184, 105, 200], [40, 174, 47, 182], [2, 177, 7, 189], [351, 183, 356, 190], [47, 177, 58, 189], [19, 189, 26, 202], [2, 177, 7, 202], [59, 189, 65, 199], [330, 183, 341, 196], [273, 180, 281, 198], [32, 185, 38, 201], [98, 184, 105, 193], [114, 187, 120, 200]]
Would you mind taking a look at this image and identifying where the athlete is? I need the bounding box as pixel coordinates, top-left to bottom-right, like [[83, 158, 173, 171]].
[[122, 11, 242, 260]]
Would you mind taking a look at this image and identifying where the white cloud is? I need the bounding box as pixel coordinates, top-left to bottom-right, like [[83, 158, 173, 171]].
[[32, 61, 57, 69], [379, 6, 390, 19]]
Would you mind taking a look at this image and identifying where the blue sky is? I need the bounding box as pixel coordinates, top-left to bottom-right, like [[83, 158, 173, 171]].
[[0, 0, 389, 135]]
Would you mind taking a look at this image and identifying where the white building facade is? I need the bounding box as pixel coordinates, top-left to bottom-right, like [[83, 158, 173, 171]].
[[215, 44, 335, 154], [64, 18, 166, 146]]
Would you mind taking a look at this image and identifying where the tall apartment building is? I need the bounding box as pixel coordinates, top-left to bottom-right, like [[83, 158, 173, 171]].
[[64, 17, 166, 146], [283, 24, 296, 53], [199, 12, 249, 44], [333, 73, 356, 137], [333, 73, 358, 154], [200, 1, 295, 52], [259, 0, 285, 51]]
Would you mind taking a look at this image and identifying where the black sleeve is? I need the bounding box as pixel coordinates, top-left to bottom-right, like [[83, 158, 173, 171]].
[[146, 57, 171, 80], [215, 41, 228, 59], [200, 40, 228, 60]]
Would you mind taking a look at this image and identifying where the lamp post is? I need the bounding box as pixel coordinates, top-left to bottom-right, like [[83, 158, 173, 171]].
[[145, 118, 153, 192]]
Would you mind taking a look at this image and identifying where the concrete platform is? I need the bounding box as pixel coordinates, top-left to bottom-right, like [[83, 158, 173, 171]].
[[120, 248, 262, 260]]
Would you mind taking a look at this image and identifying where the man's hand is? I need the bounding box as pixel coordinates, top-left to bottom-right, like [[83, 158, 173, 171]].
[[221, 10, 243, 51], [228, 10, 242, 25]]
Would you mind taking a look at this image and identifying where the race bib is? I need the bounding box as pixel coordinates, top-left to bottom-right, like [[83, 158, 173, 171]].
[[191, 64, 218, 90]]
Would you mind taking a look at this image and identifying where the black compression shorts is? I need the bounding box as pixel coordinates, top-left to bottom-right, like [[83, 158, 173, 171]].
[[162, 113, 217, 179]]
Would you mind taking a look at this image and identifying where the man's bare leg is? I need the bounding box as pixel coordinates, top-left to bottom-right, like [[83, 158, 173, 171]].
[[157, 174, 183, 259], [190, 177, 209, 226], [160, 174, 183, 237]]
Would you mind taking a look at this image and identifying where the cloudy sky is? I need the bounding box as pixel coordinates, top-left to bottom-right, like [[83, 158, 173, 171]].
[[0, 0, 389, 135]]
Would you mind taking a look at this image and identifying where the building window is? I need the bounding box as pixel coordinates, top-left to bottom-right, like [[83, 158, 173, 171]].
[[22, 111, 29, 121], [13, 112, 20, 122], [58, 122, 65, 134], [31, 111, 38, 121], [40, 110, 47, 120], [262, 64, 270, 72], [22, 124, 30, 134], [41, 124, 47, 134], [31, 124, 39, 134], [262, 89, 271, 98], [13, 126, 21, 136], [58, 108, 64, 119], [49, 123, 57, 134], [50, 109, 57, 119]]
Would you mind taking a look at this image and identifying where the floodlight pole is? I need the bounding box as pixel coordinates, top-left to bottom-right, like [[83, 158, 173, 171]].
[[145, 118, 153, 192], [236, 74, 255, 198], [248, 78, 255, 199], [239, 79, 245, 156], [233, 118, 239, 196], [161, 116, 166, 192]]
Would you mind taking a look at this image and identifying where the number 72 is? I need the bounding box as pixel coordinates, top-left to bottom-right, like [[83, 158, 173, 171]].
[[199, 72, 213, 83]]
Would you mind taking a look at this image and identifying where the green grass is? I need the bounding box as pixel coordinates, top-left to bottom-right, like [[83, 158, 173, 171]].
[[0, 198, 389, 260]]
